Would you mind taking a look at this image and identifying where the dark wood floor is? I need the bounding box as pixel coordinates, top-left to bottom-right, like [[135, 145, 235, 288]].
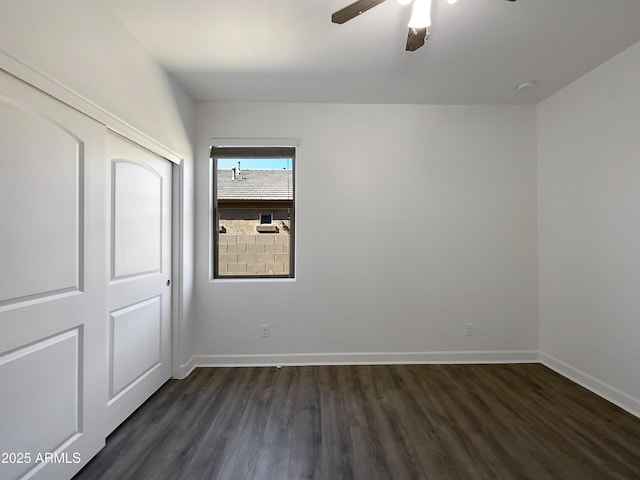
[[74, 364, 640, 480]]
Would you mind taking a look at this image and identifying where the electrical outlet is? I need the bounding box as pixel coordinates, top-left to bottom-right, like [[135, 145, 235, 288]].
[[260, 324, 270, 338], [464, 323, 473, 336]]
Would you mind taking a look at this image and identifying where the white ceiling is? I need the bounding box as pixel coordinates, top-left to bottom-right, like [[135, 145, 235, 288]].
[[102, 0, 640, 104]]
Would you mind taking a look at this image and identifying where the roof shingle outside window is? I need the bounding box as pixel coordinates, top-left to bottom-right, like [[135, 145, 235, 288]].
[[217, 169, 293, 201]]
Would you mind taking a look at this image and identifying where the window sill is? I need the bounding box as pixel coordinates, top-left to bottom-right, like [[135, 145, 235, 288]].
[[209, 277, 296, 284], [256, 224, 279, 233]]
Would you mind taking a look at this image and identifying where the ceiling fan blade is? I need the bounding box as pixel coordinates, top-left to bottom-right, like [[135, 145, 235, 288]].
[[406, 27, 428, 52], [331, 0, 388, 24]]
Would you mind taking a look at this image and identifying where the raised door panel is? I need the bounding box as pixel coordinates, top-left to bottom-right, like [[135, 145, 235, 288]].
[[112, 161, 162, 280], [0, 330, 80, 480], [109, 296, 162, 400], [0, 102, 81, 305]]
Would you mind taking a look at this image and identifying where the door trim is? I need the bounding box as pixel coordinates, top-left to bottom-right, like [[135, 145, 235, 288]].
[[0, 49, 182, 165]]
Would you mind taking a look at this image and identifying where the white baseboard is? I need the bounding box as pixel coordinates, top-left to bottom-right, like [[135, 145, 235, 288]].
[[173, 355, 198, 379], [191, 350, 539, 368], [540, 352, 640, 419]]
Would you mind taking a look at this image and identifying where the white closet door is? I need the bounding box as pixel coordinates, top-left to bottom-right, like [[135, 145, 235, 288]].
[[106, 132, 172, 434], [0, 71, 107, 480]]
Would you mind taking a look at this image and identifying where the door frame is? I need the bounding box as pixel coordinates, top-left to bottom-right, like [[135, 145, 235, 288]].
[[171, 159, 186, 379]]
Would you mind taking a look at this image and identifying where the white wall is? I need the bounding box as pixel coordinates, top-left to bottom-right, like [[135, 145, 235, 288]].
[[0, 0, 196, 374], [194, 103, 539, 364], [537, 41, 640, 415]]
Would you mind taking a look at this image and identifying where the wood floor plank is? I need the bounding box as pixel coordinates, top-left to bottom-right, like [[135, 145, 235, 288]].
[[287, 366, 323, 480], [252, 367, 296, 480], [389, 367, 466, 480], [74, 364, 640, 480]]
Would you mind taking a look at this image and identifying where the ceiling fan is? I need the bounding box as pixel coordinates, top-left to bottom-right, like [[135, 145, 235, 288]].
[[332, 0, 517, 52]]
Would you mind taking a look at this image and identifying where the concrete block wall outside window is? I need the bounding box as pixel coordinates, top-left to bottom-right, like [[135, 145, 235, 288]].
[[211, 145, 295, 279], [218, 233, 290, 275]]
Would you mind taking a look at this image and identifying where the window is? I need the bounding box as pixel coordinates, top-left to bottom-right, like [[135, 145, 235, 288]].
[[212, 146, 295, 278], [260, 213, 273, 225]]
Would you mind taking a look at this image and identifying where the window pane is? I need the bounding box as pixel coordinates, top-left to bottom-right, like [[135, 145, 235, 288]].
[[213, 153, 294, 278], [260, 213, 273, 225]]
